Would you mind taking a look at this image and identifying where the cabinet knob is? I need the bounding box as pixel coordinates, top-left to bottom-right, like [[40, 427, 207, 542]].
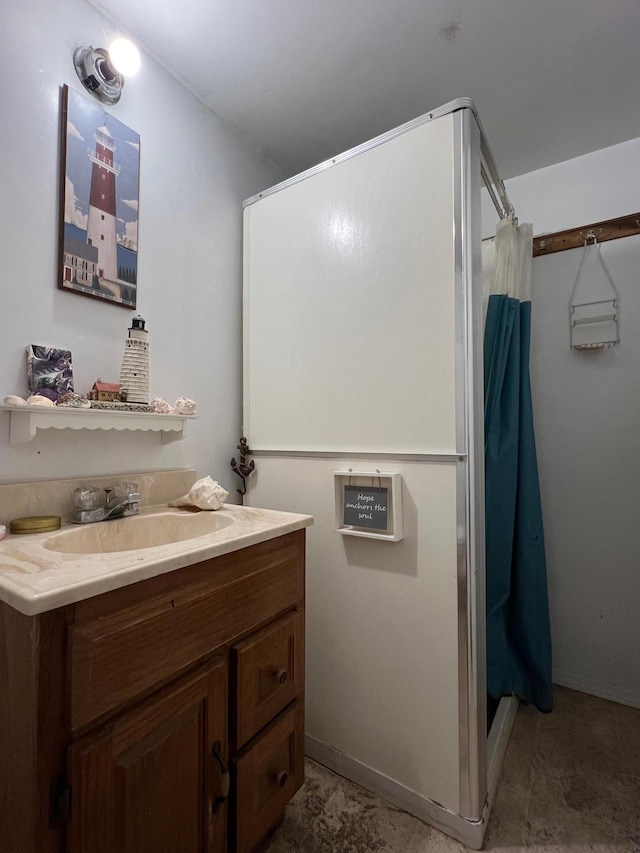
[[276, 669, 289, 684], [276, 771, 289, 788]]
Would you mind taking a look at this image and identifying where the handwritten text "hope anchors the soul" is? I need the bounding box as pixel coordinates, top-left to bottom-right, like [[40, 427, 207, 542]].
[[344, 492, 387, 520]]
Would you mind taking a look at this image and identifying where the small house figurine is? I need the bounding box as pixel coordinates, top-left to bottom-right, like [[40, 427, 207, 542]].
[[87, 379, 122, 402]]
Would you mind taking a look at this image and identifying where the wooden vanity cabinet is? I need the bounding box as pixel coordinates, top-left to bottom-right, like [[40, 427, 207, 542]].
[[0, 529, 305, 853]]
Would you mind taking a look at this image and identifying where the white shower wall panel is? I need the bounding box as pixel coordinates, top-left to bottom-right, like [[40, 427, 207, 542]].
[[247, 456, 461, 814], [244, 115, 457, 454], [243, 107, 488, 840]]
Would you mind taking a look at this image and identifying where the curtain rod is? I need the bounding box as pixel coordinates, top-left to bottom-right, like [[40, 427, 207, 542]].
[[533, 212, 640, 257], [480, 154, 512, 220], [472, 106, 513, 220], [481, 163, 507, 220]]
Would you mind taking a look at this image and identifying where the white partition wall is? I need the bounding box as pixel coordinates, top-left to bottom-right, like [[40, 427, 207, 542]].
[[243, 103, 490, 847], [244, 116, 456, 454]]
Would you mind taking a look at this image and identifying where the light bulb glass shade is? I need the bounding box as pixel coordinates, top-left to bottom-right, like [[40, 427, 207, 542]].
[[109, 38, 141, 76]]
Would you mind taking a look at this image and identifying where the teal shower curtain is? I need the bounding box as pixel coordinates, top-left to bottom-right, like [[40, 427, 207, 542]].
[[484, 218, 553, 713]]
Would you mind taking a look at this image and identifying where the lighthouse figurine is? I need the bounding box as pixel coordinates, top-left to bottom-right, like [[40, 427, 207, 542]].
[[119, 315, 149, 404]]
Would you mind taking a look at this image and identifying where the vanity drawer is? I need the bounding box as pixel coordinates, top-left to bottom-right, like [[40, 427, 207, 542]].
[[69, 531, 305, 731], [233, 609, 304, 749], [233, 700, 304, 853]]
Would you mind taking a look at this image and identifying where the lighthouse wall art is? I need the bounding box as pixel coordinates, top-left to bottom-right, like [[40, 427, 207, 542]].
[[58, 85, 140, 308]]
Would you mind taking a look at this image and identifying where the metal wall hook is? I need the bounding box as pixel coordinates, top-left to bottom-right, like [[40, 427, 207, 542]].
[[230, 436, 255, 496], [580, 228, 602, 245]]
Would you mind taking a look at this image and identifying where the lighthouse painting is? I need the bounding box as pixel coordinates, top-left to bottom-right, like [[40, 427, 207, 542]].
[[58, 85, 140, 308]]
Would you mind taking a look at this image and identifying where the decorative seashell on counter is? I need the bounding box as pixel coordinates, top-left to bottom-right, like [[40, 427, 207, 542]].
[[174, 396, 197, 416], [149, 396, 175, 414], [56, 392, 92, 409], [3, 395, 28, 406], [26, 395, 56, 407], [168, 475, 229, 511]]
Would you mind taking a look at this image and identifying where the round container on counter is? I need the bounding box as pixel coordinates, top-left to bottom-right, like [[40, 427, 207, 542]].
[[9, 515, 62, 534]]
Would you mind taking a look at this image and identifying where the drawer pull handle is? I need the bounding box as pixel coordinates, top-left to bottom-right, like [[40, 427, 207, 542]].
[[276, 669, 289, 684], [212, 740, 230, 814], [276, 771, 289, 788]]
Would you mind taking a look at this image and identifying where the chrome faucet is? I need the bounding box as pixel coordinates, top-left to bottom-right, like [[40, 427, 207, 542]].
[[72, 483, 140, 524]]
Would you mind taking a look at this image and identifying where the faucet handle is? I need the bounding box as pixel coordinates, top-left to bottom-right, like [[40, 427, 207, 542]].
[[74, 486, 101, 510], [113, 481, 139, 497]]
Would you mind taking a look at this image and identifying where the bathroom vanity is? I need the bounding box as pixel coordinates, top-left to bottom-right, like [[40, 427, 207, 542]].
[[0, 482, 311, 853]]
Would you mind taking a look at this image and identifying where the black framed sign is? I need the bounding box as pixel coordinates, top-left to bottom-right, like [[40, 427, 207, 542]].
[[335, 471, 403, 542], [343, 485, 388, 530]]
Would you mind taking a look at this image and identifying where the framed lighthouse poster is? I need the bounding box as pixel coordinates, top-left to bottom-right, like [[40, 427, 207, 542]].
[[58, 84, 139, 308]]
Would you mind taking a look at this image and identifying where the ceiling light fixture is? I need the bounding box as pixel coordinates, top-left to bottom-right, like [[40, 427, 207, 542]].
[[73, 39, 141, 106]]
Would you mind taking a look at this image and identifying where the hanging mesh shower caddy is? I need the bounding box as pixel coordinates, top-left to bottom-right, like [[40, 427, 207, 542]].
[[569, 233, 620, 351]]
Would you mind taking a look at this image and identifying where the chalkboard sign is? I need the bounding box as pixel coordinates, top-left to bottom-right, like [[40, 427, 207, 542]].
[[343, 485, 389, 530]]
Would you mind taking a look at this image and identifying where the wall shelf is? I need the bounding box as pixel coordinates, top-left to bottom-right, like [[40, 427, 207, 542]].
[[0, 405, 195, 447]]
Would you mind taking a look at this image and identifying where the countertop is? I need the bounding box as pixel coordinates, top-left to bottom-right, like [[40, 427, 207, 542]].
[[0, 504, 313, 616]]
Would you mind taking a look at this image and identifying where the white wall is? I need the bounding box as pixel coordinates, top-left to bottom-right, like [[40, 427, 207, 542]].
[[482, 137, 640, 239], [0, 0, 281, 490], [487, 139, 640, 707]]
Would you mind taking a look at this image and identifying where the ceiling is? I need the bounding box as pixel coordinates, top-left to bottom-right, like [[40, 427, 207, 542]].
[[89, 0, 640, 180]]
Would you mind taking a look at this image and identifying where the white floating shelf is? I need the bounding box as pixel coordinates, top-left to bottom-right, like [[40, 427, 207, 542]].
[[0, 404, 195, 446]]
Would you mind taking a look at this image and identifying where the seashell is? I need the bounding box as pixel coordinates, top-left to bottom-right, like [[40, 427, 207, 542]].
[[56, 392, 91, 409], [34, 388, 58, 402], [3, 395, 28, 406], [168, 476, 229, 511], [149, 396, 175, 414], [26, 395, 56, 407], [174, 396, 197, 416]]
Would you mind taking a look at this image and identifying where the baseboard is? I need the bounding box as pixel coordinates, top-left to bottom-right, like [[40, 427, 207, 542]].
[[553, 670, 640, 710], [305, 736, 487, 850]]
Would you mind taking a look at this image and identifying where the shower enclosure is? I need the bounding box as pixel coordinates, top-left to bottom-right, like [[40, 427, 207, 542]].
[[242, 99, 515, 848]]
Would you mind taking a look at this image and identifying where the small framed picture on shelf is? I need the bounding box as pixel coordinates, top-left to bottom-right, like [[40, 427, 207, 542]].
[[26, 345, 74, 402]]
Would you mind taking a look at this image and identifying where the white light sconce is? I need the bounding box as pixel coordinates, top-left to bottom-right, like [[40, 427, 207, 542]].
[[73, 39, 141, 105]]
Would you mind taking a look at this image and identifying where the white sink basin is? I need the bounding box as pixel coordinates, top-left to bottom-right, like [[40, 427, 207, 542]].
[[42, 510, 235, 555]]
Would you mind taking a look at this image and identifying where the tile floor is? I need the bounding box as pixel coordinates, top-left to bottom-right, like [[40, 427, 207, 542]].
[[265, 686, 640, 852]]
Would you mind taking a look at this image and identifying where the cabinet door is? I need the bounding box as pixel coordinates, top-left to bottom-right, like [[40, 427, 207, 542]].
[[67, 659, 228, 853]]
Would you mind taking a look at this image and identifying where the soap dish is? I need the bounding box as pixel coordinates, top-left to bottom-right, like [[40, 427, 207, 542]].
[[10, 515, 62, 534]]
